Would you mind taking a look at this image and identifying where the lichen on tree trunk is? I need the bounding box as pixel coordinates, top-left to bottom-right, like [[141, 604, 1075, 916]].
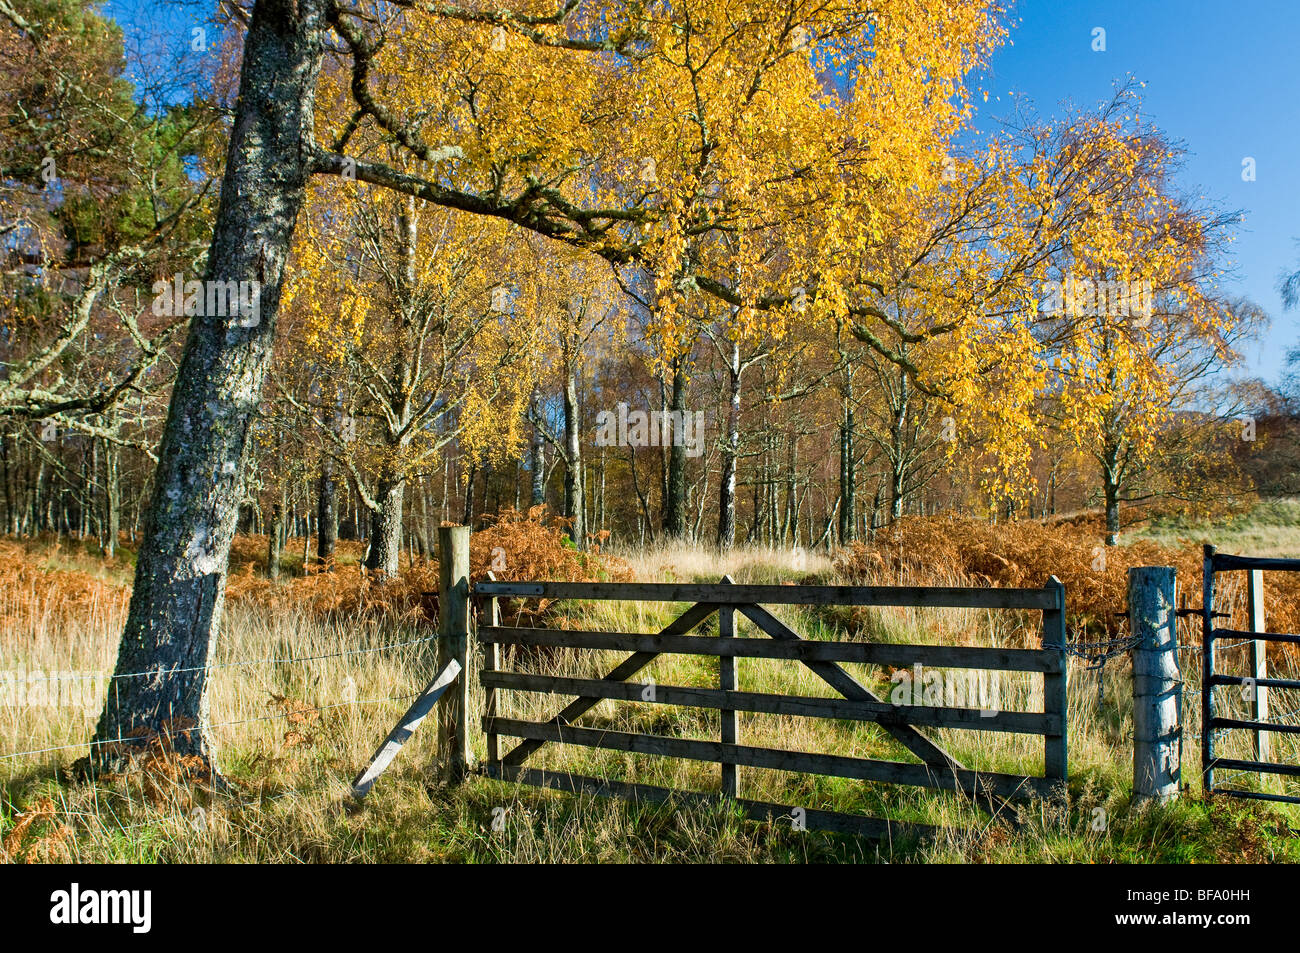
[[364, 475, 405, 580], [87, 0, 327, 773]]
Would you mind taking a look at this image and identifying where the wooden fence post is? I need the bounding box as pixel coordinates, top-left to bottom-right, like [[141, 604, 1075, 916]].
[[718, 575, 738, 798], [350, 658, 462, 801], [1247, 569, 1269, 762], [1129, 566, 1180, 803], [1042, 576, 1068, 790], [437, 525, 473, 783], [484, 571, 501, 768]]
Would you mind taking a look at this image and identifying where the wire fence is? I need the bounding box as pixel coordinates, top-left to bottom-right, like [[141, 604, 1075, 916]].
[[0, 693, 422, 763], [1, 632, 450, 853], [1065, 634, 1142, 670], [4, 633, 437, 687], [0, 633, 439, 763], [7, 577, 1298, 847]]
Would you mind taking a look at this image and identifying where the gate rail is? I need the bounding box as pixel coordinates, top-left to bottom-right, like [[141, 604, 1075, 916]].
[[475, 576, 1068, 839]]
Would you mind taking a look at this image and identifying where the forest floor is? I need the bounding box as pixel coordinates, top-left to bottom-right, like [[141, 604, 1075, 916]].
[[2, 503, 1299, 863]]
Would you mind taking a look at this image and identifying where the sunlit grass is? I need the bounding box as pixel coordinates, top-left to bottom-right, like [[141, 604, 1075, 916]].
[[1127, 497, 1300, 557], [2, 507, 1299, 863]]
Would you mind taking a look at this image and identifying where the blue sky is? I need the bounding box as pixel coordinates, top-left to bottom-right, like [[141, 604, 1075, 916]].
[[972, 0, 1300, 382], [104, 0, 1300, 381]]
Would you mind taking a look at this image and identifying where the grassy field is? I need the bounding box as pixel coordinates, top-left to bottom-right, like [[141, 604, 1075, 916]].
[[1128, 498, 1300, 557], [2, 505, 1298, 863]]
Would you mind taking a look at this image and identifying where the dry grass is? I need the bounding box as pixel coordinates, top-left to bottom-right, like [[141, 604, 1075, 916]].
[[837, 511, 1300, 655], [1, 505, 1298, 863], [614, 539, 834, 584]]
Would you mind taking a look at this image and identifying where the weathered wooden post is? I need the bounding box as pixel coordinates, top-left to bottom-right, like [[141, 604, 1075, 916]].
[[718, 575, 738, 798], [437, 525, 473, 783], [1129, 565, 1180, 803], [1042, 576, 1068, 791]]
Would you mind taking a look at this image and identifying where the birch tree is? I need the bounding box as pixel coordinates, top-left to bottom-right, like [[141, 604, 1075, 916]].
[[87, 0, 1008, 771]]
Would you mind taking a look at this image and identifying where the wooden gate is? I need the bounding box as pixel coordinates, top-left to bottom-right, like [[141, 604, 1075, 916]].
[[475, 576, 1068, 839], [1201, 545, 1300, 805]]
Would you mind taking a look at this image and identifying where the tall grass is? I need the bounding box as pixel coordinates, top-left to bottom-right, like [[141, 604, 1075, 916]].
[[2, 509, 1298, 863]]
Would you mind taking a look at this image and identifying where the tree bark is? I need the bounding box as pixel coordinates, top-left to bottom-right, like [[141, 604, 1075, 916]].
[[781, 438, 797, 544], [662, 356, 688, 539], [364, 474, 405, 578], [889, 371, 909, 522], [102, 437, 121, 559], [316, 453, 337, 566], [88, 0, 326, 771], [1103, 464, 1121, 546], [717, 336, 740, 550], [562, 366, 585, 548], [838, 368, 856, 544], [418, 474, 433, 558], [301, 483, 311, 574], [267, 502, 283, 581], [462, 462, 476, 527], [597, 446, 606, 535]]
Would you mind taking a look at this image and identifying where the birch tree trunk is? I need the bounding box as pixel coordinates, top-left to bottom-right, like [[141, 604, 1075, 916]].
[[1103, 459, 1122, 546], [88, 0, 325, 771], [562, 366, 585, 548], [662, 357, 688, 539], [462, 462, 476, 526], [316, 453, 337, 566], [102, 437, 121, 560], [529, 404, 546, 507], [364, 474, 405, 578], [717, 337, 740, 549], [838, 367, 855, 544], [889, 371, 910, 522], [267, 503, 283, 580]]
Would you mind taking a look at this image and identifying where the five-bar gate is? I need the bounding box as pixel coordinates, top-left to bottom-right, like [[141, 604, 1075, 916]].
[[475, 576, 1069, 839]]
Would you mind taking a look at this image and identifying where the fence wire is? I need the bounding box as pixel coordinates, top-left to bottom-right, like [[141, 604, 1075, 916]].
[[1065, 634, 1142, 671], [0, 630, 439, 851], [0, 692, 421, 763], [4, 634, 437, 685], [0, 634, 438, 763]]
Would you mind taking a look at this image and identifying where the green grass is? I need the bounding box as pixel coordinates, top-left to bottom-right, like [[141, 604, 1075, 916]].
[[1127, 497, 1300, 557], [4, 502, 1300, 863]]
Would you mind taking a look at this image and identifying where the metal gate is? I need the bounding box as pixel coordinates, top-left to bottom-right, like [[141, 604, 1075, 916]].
[[1201, 544, 1300, 805]]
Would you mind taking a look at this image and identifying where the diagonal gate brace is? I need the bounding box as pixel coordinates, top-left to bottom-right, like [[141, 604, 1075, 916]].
[[737, 602, 1016, 820], [499, 599, 719, 768]]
